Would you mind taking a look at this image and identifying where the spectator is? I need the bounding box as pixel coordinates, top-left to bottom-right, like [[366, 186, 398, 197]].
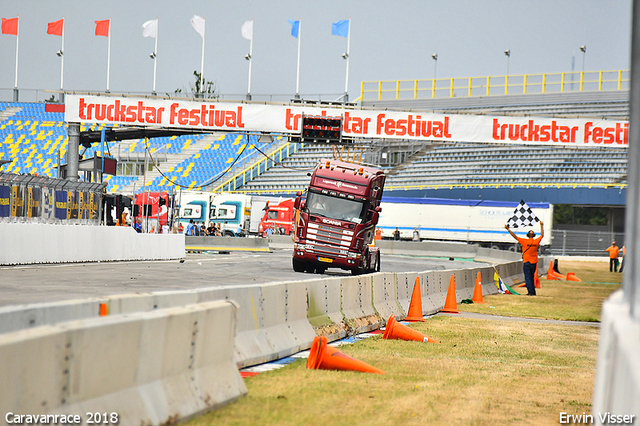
[[412, 227, 420, 241], [177, 222, 185, 234], [185, 219, 196, 236], [505, 221, 544, 296], [133, 218, 142, 233], [200, 223, 207, 236], [162, 223, 169, 234], [207, 223, 216, 236], [393, 227, 401, 241], [619, 245, 626, 273], [606, 241, 620, 272]]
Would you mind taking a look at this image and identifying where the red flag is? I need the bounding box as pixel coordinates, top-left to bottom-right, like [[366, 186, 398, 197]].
[[1, 17, 18, 35], [95, 19, 109, 37], [47, 18, 64, 36]]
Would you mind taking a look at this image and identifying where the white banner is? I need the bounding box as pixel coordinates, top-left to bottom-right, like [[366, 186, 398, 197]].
[[65, 95, 628, 147]]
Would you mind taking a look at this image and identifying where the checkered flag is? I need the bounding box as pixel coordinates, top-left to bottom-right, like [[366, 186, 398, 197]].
[[506, 200, 539, 228]]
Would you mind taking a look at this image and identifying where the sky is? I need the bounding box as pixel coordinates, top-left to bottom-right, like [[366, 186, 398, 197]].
[[0, 0, 633, 102]]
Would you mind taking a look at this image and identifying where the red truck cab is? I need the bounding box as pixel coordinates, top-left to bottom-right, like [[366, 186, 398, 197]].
[[259, 199, 294, 236], [292, 158, 385, 275]]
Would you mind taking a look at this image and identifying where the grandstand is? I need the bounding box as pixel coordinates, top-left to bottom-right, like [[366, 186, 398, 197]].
[[0, 71, 630, 206], [0, 101, 291, 194]]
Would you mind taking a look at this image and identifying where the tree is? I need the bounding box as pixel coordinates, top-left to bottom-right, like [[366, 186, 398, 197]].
[[173, 71, 218, 99]]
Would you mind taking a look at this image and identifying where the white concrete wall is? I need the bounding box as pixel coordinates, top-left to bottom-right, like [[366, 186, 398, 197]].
[[0, 300, 246, 426], [0, 223, 185, 265], [592, 291, 640, 424]]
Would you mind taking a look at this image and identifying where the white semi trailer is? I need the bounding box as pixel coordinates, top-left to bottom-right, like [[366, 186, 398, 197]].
[[377, 197, 553, 250]]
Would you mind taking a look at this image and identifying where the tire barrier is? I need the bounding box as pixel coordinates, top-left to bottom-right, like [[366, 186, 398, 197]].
[[0, 300, 246, 426], [0, 223, 185, 265]]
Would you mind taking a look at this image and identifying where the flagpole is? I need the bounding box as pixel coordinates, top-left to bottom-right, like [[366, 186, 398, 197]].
[[200, 19, 205, 96], [106, 18, 111, 92], [295, 19, 301, 99], [13, 15, 19, 101], [247, 19, 253, 99], [344, 18, 351, 101], [152, 18, 158, 95], [60, 17, 65, 94]]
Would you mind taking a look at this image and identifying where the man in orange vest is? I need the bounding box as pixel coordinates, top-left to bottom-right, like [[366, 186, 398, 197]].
[[606, 241, 620, 272], [505, 221, 544, 296]]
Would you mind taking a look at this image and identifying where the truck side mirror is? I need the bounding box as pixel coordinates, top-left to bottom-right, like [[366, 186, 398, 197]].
[[294, 192, 302, 210]]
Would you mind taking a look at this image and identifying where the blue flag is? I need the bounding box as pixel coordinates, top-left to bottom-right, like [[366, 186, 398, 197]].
[[331, 19, 349, 38], [288, 20, 300, 38]]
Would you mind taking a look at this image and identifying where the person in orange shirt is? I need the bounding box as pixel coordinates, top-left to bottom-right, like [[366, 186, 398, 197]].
[[505, 221, 544, 296], [606, 241, 620, 272]]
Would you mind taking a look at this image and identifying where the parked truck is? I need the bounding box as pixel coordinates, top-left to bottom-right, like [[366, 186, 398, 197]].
[[376, 197, 553, 250], [133, 191, 171, 232], [259, 198, 295, 237], [176, 191, 254, 236], [292, 158, 386, 275]]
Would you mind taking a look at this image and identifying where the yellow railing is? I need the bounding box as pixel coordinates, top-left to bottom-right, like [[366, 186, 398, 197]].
[[213, 141, 304, 193], [212, 181, 626, 196], [360, 70, 629, 102]]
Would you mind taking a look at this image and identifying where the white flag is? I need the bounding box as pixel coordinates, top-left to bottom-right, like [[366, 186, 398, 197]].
[[190, 15, 205, 38], [142, 19, 158, 38], [241, 20, 253, 40]]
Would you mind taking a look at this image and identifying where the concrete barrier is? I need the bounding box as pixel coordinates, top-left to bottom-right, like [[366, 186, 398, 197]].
[[376, 239, 478, 258], [306, 276, 346, 340], [340, 275, 381, 334], [186, 236, 270, 252], [371, 273, 404, 323], [592, 291, 640, 424], [0, 300, 246, 426], [0, 223, 184, 265]]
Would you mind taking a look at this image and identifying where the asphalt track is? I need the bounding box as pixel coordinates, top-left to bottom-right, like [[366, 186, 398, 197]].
[[0, 249, 485, 307]]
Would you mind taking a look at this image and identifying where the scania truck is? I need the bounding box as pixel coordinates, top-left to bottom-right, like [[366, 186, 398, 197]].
[[292, 158, 386, 275]]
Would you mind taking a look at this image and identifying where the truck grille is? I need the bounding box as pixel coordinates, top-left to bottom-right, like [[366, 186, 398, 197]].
[[306, 222, 353, 253]]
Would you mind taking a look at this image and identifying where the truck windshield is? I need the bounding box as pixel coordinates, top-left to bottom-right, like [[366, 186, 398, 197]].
[[306, 192, 366, 223]]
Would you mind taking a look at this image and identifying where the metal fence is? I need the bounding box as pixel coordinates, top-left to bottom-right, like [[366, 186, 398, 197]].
[[549, 229, 625, 257], [0, 172, 106, 225]]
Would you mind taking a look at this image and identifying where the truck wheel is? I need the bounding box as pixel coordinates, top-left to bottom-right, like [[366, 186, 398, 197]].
[[223, 230, 236, 237], [315, 267, 326, 274], [376, 255, 381, 272], [292, 258, 306, 273], [351, 268, 363, 276]]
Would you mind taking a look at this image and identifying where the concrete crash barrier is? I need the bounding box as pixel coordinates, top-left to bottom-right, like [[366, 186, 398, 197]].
[[371, 273, 405, 323], [340, 275, 381, 334], [592, 291, 640, 424], [306, 277, 346, 340], [494, 261, 525, 287], [376, 240, 478, 259], [0, 223, 185, 265], [185, 236, 270, 252], [0, 300, 246, 426], [474, 247, 521, 264]]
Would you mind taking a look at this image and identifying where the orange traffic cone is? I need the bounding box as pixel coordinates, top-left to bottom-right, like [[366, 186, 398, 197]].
[[404, 277, 426, 322], [99, 303, 108, 316], [383, 315, 440, 344], [535, 265, 541, 288], [472, 272, 486, 304], [442, 274, 460, 314], [566, 272, 582, 282], [547, 262, 561, 280], [306, 336, 384, 374]]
